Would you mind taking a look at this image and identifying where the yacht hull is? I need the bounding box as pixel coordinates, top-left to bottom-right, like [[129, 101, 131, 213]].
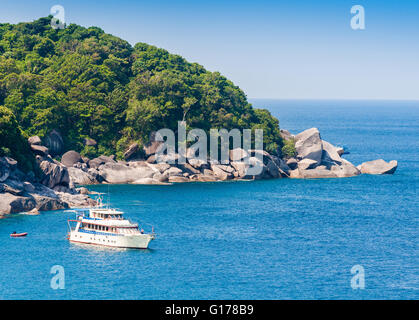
[[69, 231, 153, 249]]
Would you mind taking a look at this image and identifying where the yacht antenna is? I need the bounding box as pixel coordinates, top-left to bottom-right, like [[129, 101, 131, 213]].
[[107, 184, 110, 208]]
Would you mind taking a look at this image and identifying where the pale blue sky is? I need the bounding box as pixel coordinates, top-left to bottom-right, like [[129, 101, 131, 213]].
[[1, 0, 418, 100]]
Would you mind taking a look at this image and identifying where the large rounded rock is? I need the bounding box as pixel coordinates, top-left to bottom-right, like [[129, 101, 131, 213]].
[[98, 162, 154, 184], [0, 193, 36, 215], [146, 163, 171, 173], [300, 167, 338, 179], [68, 167, 98, 185], [57, 192, 96, 208], [321, 140, 342, 165], [211, 164, 233, 181], [357, 159, 398, 175], [0, 158, 11, 182], [39, 160, 70, 189], [88, 155, 116, 169], [87, 168, 104, 183], [164, 166, 183, 177], [152, 172, 169, 182], [31, 194, 68, 211], [298, 158, 318, 170], [295, 128, 323, 164], [61, 151, 82, 167], [331, 159, 360, 178], [88, 158, 105, 169]]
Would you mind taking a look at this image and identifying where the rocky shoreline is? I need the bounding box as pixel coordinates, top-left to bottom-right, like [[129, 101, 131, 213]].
[[0, 127, 397, 217], [67, 127, 398, 184]]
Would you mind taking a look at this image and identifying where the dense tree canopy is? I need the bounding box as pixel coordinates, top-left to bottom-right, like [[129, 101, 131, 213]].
[[0, 105, 34, 172], [0, 16, 283, 161]]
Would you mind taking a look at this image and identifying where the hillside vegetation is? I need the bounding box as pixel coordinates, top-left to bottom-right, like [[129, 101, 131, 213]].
[[0, 16, 283, 162]]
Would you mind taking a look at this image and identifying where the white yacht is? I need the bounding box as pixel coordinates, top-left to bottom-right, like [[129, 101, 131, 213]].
[[67, 199, 155, 249]]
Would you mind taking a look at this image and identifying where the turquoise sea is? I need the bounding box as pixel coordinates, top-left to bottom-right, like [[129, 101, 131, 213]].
[[0, 100, 418, 300]]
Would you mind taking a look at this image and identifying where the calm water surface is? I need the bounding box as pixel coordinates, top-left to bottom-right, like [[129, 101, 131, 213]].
[[0, 100, 418, 299]]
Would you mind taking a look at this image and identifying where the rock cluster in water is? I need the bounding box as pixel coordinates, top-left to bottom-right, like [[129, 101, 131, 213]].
[[0, 127, 398, 217], [0, 136, 96, 216], [67, 127, 398, 185]]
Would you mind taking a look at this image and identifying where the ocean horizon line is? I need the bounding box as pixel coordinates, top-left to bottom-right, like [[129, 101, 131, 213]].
[[249, 98, 419, 102]]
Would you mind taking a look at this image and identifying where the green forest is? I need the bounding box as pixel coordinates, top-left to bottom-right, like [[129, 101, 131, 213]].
[[0, 16, 285, 167]]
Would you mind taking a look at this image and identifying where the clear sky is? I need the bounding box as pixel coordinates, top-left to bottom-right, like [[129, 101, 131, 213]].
[[1, 0, 418, 100]]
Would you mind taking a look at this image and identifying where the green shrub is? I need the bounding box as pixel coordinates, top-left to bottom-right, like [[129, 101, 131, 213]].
[[80, 145, 98, 159], [0, 105, 34, 172], [281, 138, 296, 159]]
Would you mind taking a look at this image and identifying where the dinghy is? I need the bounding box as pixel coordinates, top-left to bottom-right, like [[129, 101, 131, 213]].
[[10, 232, 28, 238]]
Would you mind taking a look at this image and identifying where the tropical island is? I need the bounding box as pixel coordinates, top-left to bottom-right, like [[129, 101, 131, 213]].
[[0, 17, 397, 216]]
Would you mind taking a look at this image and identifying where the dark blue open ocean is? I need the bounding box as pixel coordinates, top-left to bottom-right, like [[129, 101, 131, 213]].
[[0, 100, 418, 299]]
